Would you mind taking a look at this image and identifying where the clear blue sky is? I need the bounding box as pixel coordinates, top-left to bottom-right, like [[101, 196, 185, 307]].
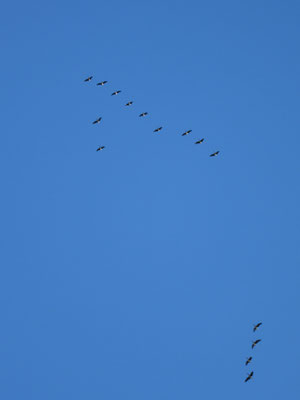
[[1, 0, 299, 398]]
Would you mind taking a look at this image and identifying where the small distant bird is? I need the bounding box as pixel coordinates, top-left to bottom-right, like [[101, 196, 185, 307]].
[[125, 101, 133, 106], [97, 81, 108, 86], [245, 357, 252, 366], [139, 112, 148, 117], [92, 117, 102, 124], [245, 371, 254, 383], [84, 76, 93, 82], [154, 127, 163, 133], [96, 146, 105, 151], [253, 322, 262, 332], [210, 151, 220, 157], [252, 339, 262, 349], [182, 130, 192, 136], [111, 90, 121, 96], [195, 138, 204, 144]]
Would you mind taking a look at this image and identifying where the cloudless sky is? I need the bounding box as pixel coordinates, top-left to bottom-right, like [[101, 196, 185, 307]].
[[1, 0, 300, 399]]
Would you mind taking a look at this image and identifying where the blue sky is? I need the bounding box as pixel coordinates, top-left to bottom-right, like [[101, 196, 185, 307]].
[[1, 0, 300, 398]]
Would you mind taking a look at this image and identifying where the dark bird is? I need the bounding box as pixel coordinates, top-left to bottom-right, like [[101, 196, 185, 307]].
[[195, 138, 204, 144], [209, 151, 220, 157], [252, 339, 262, 349], [92, 117, 102, 124], [139, 112, 148, 117], [125, 101, 133, 106], [84, 76, 93, 82], [154, 127, 163, 133], [97, 81, 108, 86], [96, 146, 105, 151], [253, 322, 262, 332], [182, 130, 192, 136], [245, 357, 252, 366], [111, 90, 121, 96], [245, 371, 254, 383]]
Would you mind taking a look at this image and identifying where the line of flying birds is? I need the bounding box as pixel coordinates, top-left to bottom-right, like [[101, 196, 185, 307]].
[[244, 322, 263, 383], [84, 75, 220, 156]]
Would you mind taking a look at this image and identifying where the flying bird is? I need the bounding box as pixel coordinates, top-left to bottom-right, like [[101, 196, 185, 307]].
[[92, 117, 102, 124], [84, 76, 93, 82], [195, 138, 204, 144], [182, 130, 192, 136], [252, 339, 262, 349], [253, 322, 262, 332], [97, 81, 108, 86], [209, 151, 220, 157], [245, 357, 252, 366], [96, 146, 105, 151], [125, 101, 133, 106], [111, 90, 121, 96], [154, 127, 163, 132], [245, 371, 254, 383], [139, 112, 148, 117]]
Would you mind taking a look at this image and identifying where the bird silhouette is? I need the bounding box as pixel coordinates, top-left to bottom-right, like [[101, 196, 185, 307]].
[[195, 138, 204, 144], [154, 127, 163, 133], [96, 146, 105, 151], [245, 371, 254, 383], [252, 339, 262, 349], [209, 151, 220, 157], [245, 357, 252, 366], [253, 322, 262, 332], [111, 90, 121, 96], [97, 81, 108, 86], [92, 117, 102, 124], [139, 112, 148, 117], [182, 130, 192, 136], [125, 101, 133, 106], [84, 76, 93, 82]]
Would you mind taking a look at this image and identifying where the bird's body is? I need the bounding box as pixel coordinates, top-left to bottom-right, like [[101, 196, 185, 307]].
[[245, 357, 252, 366], [210, 151, 220, 157], [111, 90, 121, 96], [252, 339, 262, 349], [97, 81, 108, 86], [245, 371, 254, 383], [182, 130, 192, 136], [96, 146, 105, 151], [253, 322, 262, 332], [195, 138, 204, 144], [92, 117, 102, 124], [139, 112, 148, 117], [84, 76, 93, 82], [125, 101, 133, 106], [154, 127, 163, 132]]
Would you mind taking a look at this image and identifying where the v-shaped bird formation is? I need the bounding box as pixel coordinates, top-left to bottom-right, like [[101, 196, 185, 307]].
[[83, 75, 220, 156], [244, 322, 263, 383]]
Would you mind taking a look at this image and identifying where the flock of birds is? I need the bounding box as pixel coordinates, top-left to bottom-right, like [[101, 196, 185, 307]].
[[84, 75, 220, 156], [244, 322, 263, 383]]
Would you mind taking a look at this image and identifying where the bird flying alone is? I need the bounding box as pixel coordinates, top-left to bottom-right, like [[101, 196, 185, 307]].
[[245, 357, 252, 366], [139, 112, 148, 117], [125, 101, 133, 106], [92, 117, 102, 124], [253, 322, 262, 332], [84, 76, 93, 82], [252, 339, 262, 349], [154, 127, 163, 133], [245, 371, 254, 383], [195, 138, 204, 144], [210, 151, 220, 157], [182, 130, 192, 136], [96, 146, 105, 151], [111, 90, 121, 96], [97, 81, 108, 86]]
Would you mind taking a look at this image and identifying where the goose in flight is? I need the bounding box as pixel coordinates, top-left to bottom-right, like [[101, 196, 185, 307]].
[[139, 112, 148, 117], [96, 146, 105, 151], [182, 130, 192, 136], [125, 101, 133, 106], [154, 127, 163, 133], [111, 90, 121, 96], [253, 322, 262, 332], [209, 151, 220, 157], [92, 117, 102, 124], [252, 339, 262, 349], [245, 357, 252, 366], [195, 138, 204, 144], [245, 371, 254, 383], [84, 76, 93, 82], [97, 81, 108, 86]]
